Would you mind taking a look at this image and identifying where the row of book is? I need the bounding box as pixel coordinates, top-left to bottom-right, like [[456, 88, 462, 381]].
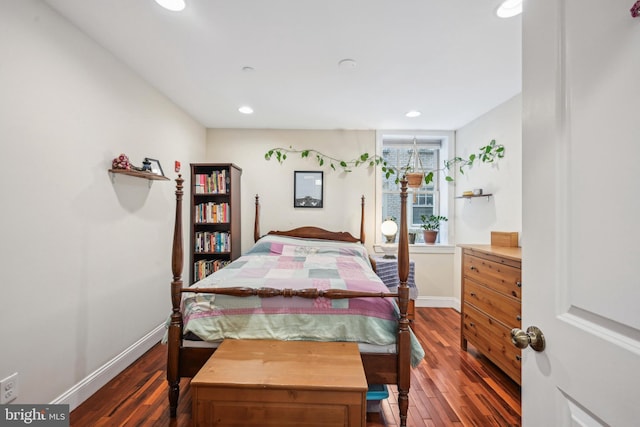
[[195, 170, 228, 194], [194, 258, 230, 281], [195, 202, 229, 223], [194, 231, 231, 253]]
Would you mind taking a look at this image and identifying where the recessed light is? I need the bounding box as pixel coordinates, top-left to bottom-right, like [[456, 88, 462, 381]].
[[405, 110, 421, 118], [496, 0, 522, 18], [338, 59, 357, 69], [238, 106, 254, 114], [154, 0, 186, 12]]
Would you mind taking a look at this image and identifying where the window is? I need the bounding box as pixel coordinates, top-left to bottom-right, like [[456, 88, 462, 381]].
[[377, 131, 453, 245]]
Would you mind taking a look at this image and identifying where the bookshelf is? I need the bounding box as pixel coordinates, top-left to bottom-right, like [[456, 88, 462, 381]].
[[190, 163, 242, 284]]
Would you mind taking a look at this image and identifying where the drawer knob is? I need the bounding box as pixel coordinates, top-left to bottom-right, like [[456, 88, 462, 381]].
[[469, 322, 475, 327], [515, 355, 522, 361], [470, 292, 477, 297], [516, 315, 522, 321], [516, 281, 522, 288], [469, 265, 478, 271], [510, 326, 546, 352]]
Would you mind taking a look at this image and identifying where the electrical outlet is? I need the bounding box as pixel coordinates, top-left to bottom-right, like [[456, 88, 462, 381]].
[[0, 373, 19, 404]]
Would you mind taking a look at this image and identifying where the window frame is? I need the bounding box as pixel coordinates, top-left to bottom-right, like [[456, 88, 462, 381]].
[[375, 130, 455, 251]]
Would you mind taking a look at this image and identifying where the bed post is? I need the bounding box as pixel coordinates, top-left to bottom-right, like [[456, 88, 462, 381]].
[[360, 195, 366, 244], [397, 178, 411, 427], [254, 194, 260, 242], [167, 175, 184, 417]]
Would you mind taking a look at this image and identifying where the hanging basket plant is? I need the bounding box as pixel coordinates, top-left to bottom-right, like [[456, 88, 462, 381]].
[[405, 138, 425, 188], [406, 172, 424, 188]]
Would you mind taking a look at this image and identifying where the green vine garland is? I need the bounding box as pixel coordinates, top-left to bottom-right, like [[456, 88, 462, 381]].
[[264, 139, 505, 185]]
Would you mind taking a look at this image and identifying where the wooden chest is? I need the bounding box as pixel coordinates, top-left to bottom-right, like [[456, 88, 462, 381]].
[[459, 245, 522, 384], [191, 339, 367, 427]]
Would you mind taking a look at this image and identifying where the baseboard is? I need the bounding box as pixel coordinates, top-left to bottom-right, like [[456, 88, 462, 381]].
[[415, 296, 461, 312], [51, 323, 165, 411]]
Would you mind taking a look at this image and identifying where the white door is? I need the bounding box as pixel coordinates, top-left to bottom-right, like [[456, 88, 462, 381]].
[[522, 1, 640, 426]]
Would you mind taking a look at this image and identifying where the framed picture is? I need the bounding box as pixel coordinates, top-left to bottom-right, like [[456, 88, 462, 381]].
[[294, 171, 323, 208], [144, 158, 164, 176]]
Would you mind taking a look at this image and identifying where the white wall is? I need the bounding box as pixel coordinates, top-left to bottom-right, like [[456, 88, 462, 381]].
[[0, 0, 205, 407], [206, 129, 378, 253], [452, 94, 522, 303], [455, 94, 522, 244]]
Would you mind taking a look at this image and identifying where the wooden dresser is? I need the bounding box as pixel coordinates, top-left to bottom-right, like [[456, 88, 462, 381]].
[[459, 244, 522, 384]]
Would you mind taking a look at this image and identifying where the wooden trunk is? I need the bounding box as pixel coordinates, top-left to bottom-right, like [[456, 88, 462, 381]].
[[191, 340, 367, 427]]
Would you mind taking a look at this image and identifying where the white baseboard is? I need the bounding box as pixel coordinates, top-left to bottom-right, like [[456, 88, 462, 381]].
[[415, 296, 461, 312], [51, 323, 165, 411]]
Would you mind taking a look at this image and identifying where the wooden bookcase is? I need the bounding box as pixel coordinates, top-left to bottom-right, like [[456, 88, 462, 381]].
[[190, 163, 242, 284]]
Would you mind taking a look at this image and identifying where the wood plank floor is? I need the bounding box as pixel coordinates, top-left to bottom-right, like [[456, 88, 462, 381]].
[[70, 308, 521, 426]]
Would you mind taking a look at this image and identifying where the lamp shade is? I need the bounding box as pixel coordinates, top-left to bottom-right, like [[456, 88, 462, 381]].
[[381, 219, 398, 243]]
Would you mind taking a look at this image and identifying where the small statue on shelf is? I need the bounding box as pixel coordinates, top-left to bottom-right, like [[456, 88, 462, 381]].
[[141, 159, 152, 172]]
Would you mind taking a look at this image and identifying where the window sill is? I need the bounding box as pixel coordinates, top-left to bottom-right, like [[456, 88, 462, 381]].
[[373, 243, 455, 255]]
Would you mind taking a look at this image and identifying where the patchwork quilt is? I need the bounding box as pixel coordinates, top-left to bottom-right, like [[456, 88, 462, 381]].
[[177, 234, 424, 366]]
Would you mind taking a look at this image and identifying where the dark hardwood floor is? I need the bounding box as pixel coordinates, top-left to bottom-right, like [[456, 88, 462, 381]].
[[70, 308, 521, 426]]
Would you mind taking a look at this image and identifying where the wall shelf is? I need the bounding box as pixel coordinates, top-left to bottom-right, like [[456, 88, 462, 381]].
[[108, 168, 169, 187], [456, 193, 492, 201]]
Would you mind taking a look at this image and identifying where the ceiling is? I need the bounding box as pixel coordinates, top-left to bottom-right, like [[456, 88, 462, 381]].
[[43, 0, 522, 131]]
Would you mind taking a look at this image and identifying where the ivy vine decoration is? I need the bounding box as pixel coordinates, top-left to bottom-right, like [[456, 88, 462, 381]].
[[443, 139, 506, 182], [264, 139, 505, 185]]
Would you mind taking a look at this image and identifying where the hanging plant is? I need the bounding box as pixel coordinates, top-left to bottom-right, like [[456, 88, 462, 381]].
[[405, 138, 426, 188], [442, 138, 506, 182], [264, 139, 505, 185]]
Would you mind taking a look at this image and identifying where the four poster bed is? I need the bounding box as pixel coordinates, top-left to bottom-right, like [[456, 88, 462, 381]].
[[166, 175, 421, 427]]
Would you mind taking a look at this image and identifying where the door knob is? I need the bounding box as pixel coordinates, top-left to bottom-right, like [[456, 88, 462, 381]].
[[510, 326, 545, 352]]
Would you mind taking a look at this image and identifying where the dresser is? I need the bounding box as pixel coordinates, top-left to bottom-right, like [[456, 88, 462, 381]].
[[459, 244, 522, 384]]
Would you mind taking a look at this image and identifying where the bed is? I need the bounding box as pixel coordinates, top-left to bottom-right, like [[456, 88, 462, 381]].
[[166, 176, 421, 427]]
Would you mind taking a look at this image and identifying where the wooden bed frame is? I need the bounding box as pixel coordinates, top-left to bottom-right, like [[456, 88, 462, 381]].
[[166, 176, 413, 426]]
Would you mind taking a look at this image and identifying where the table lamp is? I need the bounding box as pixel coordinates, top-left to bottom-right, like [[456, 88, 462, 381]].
[[380, 219, 398, 259]]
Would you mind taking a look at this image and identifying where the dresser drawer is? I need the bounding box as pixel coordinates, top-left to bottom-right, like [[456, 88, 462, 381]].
[[463, 253, 522, 300], [463, 279, 521, 329], [462, 303, 521, 384]]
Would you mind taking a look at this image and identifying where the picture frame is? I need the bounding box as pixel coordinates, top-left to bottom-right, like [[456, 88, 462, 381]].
[[294, 171, 323, 208], [144, 158, 164, 176]]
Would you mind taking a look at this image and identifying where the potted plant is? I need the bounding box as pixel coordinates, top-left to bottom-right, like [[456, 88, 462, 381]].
[[420, 214, 448, 244], [404, 138, 426, 188]]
